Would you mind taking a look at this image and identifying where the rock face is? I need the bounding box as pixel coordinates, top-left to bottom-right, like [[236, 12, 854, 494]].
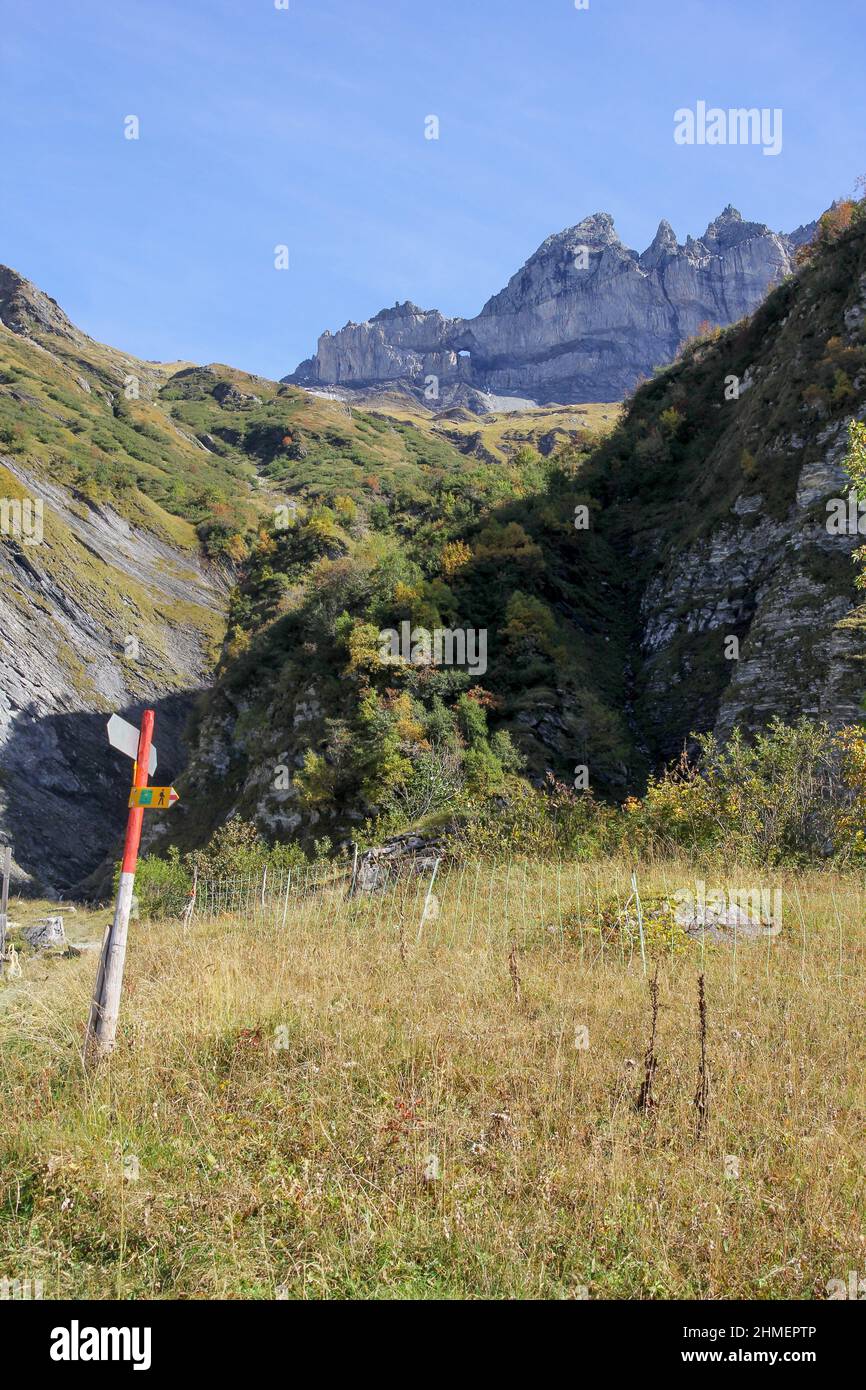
[[637, 423, 866, 760], [0, 265, 85, 345], [0, 454, 224, 892], [630, 247, 866, 769], [287, 208, 812, 405]]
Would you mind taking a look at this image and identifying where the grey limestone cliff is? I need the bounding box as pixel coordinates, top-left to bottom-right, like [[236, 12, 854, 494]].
[[287, 207, 812, 405]]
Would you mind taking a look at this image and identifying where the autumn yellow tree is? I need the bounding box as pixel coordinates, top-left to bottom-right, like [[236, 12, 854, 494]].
[[440, 539, 471, 579]]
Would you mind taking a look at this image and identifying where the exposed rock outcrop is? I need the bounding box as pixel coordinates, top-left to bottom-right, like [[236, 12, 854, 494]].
[[352, 834, 441, 893], [287, 207, 813, 405], [0, 265, 85, 345], [0, 277, 226, 893], [625, 223, 866, 766]]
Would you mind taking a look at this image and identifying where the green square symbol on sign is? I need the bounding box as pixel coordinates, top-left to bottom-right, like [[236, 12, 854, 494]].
[[140, 790, 154, 805]]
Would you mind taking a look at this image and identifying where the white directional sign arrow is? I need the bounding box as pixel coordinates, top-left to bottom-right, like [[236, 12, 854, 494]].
[[107, 714, 158, 776]]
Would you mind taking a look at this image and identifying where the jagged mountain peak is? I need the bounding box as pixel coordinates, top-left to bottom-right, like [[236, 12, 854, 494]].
[[640, 218, 679, 268], [654, 215, 678, 239], [535, 211, 623, 257], [700, 204, 775, 248], [286, 203, 812, 404], [371, 300, 428, 320], [708, 202, 743, 226]]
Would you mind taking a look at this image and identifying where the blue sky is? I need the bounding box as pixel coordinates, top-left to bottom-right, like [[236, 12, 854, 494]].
[[2, 0, 864, 379]]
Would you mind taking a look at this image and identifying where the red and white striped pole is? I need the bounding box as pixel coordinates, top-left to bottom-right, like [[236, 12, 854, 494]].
[[86, 709, 155, 1062]]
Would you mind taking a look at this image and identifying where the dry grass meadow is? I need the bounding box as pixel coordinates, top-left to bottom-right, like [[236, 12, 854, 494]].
[[1, 857, 864, 1300]]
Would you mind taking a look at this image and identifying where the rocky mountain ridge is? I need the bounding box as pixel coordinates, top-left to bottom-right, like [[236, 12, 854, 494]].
[[287, 206, 814, 407]]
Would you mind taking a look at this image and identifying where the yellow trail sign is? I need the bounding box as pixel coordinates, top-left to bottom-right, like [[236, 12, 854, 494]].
[[128, 786, 180, 810]]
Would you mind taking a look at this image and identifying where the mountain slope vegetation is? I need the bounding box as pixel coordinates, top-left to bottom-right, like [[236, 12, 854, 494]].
[[0, 265, 602, 885], [168, 204, 866, 858], [2, 197, 865, 881]]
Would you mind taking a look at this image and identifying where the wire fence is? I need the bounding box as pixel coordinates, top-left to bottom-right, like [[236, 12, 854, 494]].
[[189, 856, 866, 984], [194, 861, 352, 924]]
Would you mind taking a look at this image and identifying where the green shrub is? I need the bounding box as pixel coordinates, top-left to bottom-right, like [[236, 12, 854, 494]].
[[129, 847, 192, 919], [135, 821, 314, 919], [189, 818, 309, 878], [622, 719, 866, 865], [446, 774, 617, 861]]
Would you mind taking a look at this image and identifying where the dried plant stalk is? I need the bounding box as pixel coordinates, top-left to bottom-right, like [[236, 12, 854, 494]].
[[508, 939, 522, 1007], [637, 961, 660, 1114], [693, 973, 710, 1139]]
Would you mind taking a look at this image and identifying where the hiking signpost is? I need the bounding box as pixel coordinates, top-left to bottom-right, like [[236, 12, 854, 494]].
[[129, 786, 179, 809], [107, 713, 157, 776], [85, 710, 179, 1062]]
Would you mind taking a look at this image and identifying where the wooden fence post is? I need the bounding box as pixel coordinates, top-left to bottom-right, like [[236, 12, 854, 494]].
[[0, 845, 11, 976], [280, 872, 292, 930]]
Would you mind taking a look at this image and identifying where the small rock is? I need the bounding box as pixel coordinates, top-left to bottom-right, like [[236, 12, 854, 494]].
[[23, 916, 66, 950], [353, 834, 441, 894], [674, 900, 772, 942]]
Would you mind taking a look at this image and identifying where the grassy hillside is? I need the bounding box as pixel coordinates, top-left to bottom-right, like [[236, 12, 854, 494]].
[[0, 328, 254, 555], [1, 858, 863, 1298], [157, 366, 564, 512], [345, 395, 620, 464], [1, 286, 605, 562]]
